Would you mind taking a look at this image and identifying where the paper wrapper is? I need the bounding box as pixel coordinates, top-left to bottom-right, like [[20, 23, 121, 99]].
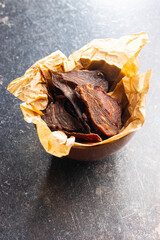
[[7, 32, 152, 157]]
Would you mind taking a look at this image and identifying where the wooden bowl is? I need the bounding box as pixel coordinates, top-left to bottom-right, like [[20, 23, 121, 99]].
[[68, 133, 134, 161]]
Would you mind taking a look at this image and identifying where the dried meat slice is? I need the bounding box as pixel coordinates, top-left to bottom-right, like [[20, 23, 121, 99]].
[[53, 70, 108, 91], [41, 102, 60, 131], [42, 101, 85, 133], [42, 101, 102, 142], [63, 131, 102, 142], [48, 71, 91, 132], [48, 70, 109, 131], [75, 84, 121, 137], [94, 86, 121, 129]]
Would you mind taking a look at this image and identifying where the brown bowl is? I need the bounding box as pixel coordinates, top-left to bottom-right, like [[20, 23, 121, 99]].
[[68, 132, 134, 161]]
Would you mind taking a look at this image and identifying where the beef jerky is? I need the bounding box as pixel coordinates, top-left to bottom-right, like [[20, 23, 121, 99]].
[[48, 70, 108, 131], [42, 101, 85, 133], [49, 71, 81, 115], [49, 70, 108, 101], [51, 70, 108, 91], [42, 101, 102, 142], [48, 72, 89, 132], [63, 131, 102, 142], [94, 86, 121, 129], [41, 102, 59, 131], [75, 84, 121, 137]]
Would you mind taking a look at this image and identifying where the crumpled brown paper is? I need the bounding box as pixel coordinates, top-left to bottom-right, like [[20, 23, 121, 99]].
[[7, 32, 152, 157]]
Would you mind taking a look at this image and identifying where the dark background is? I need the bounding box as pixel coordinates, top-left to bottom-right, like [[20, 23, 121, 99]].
[[0, 0, 160, 239]]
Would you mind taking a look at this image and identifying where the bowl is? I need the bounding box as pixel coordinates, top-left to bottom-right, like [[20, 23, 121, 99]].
[[67, 132, 134, 161]]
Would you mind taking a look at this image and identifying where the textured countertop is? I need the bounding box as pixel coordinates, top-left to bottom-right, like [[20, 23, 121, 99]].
[[0, 0, 160, 239]]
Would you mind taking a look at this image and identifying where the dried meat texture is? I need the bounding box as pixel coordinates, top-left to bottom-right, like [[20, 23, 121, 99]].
[[42, 101, 102, 142], [52, 70, 108, 91], [48, 70, 108, 131], [42, 101, 86, 133], [75, 84, 121, 137], [63, 131, 102, 142], [43, 70, 121, 142], [93, 86, 121, 129], [49, 71, 82, 117], [41, 102, 59, 131]]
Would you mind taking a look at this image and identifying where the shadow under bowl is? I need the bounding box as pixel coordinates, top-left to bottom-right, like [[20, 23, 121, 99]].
[[68, 132, 135, 161]]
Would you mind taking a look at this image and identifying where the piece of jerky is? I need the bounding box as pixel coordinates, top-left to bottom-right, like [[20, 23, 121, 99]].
[[41, 102, 59, 131], [49, 71, 82, 117], [48, 70, 108, 100], [63, 131, 102, 142], [94, 86, 121, 129], [75, 84, 121, 137], [51, 70, 108, 91], [42, 101, 102, 142], [48, 70, 109, 132], [42, 101, 85, 133]]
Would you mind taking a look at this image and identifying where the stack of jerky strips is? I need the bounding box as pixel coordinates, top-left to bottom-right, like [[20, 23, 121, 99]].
[[42, 70, 121, 142]]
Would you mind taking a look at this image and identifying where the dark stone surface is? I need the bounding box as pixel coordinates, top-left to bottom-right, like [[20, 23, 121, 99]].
[[0, 0, 160, 239]]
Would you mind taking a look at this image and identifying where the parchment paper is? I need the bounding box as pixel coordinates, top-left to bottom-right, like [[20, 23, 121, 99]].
[[7, 32, 152, 157]]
